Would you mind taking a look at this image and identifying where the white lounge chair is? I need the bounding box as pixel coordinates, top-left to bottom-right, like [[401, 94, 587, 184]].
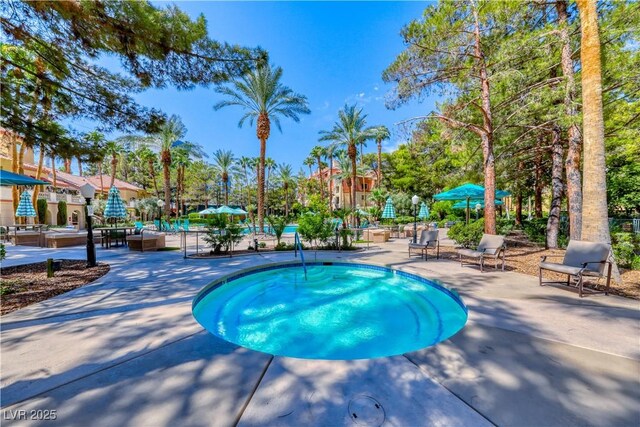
[[458, 233, 506, 272], [409, 230, 440, 260], [539, 240, 612, 297]]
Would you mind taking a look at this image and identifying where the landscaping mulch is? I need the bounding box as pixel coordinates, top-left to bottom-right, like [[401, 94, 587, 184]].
[[1, 260, 110, 315], [436, 244, 640, 300]]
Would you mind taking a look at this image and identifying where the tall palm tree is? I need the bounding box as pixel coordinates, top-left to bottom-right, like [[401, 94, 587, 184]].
[[238, 156, 253, 206], [136, 146, 160, 198], [214, 64, 310, 231], [264, 157, 276, 214], [212, 149, 238, 205], [371, 125, 390, 187], [576, 0, 617, 280], [323, 142, 338, 211], [303, 155, 315, 178], [120, 115, 188, 217], [276, 163, 295, 216], [319, 105, 375, 224], [334, 153, 354, 209], [104, 139, 125, 187], [310, 145, 326, 200]]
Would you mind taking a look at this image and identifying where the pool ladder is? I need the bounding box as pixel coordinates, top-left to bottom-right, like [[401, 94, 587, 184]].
[[294, 232, 307, 280]]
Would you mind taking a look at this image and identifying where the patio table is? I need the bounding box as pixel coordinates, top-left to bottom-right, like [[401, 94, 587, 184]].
[[94, 226, 137, 249]]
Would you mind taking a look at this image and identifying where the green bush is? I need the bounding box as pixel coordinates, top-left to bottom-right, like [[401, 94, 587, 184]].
[[522, 218, 547, 244], [497, 218, 515, 236], [448, 219, 485, 248], [202, 215, 243, 254], [57, 201, 67, 226], [298, 212, 333, 248], [37, 199, 47, 224], [0, 243, 5, 261], [267, 215, 288, 246], [612, 232, 639, 268]]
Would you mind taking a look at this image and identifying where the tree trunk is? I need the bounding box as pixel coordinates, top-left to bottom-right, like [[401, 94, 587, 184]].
[[557, 0, 583, 241], [534, 143, 544, 219], [98, 163, 104, 199], [577, 0, 620, 282], [473, 4, 496, 234], [377, 140, 382, 187], [11, 135, 20, 213], [163, 159, 171, 217], [51, 155, 57, 188], [64, 158, 71, 174], [328, 154, 333, 212], [258, 139, 266, 232], [348, 144, 358, 221], [515, 193, 523, 226], [149, 160, 160, 198], [546, 127, 564, 248], [316, 156, 325, 200], [224, 179, 229, 205], [32, 144, 45, 221], [77, 156, 83, 176], [110, 155, 118, 187]]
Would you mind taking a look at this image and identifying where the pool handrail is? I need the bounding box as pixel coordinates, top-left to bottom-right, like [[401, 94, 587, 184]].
[[294, 232, 307, 280]]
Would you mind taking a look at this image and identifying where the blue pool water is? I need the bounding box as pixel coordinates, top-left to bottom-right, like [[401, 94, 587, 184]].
[[242, 224, 298, 234], [192, 263, 468, 360]]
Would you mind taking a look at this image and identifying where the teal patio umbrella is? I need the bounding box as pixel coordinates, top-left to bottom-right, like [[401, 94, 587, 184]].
[[215, 205, 237, 215], [104, 186, 128, 225], [15, 190, 37, 219], [231, 207, 248, 215], [381, 197, 396, 221], [418, 202, 429, 221], [434, 183, 510, 224], [0, 169, 49, 186], [198, 207, 217, 215]]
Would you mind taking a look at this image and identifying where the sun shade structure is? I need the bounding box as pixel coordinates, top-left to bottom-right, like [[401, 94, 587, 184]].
[[104, 186, 128, 222], [215, 205, 237, 215], [15, 191, 36, 217], [418, 202, 429, 220], [231, 207, 248, 215], [356, 209, 370, 216], [381, 197, 396, 219], [433, 183, 510, 224], [0, 169, 49, 186], [453, 199, 503, 209], [199, 207, 217, 215]]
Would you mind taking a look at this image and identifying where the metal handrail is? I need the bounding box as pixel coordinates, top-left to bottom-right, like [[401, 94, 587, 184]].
[[294, 232, 307, 280]]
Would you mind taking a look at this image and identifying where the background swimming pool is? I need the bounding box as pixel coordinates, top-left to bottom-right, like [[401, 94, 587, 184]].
[[242, 224, 298, 234], [192, 263, 467, 360]]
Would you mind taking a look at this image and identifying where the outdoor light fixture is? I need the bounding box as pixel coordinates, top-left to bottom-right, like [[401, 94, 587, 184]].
[[80, 183, 96, 267], [157, 199, 165, 230], [475, 203, 482, 220], [412, 195, 419, 244]]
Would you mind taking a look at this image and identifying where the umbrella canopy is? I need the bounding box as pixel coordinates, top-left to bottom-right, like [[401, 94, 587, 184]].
[[453, 199, 503, 209], [356, 209, 370, 216], [0, 169, 49, 186], [231, 207, 248, 215], [15, 191, 36, 217], [198, 207, 217, 215], [104, 186, 128, 219], [381, 197, 396, 219], [418, 202, 429, 220], [215, 205, 237, 215], [433, 183, 510, 200]]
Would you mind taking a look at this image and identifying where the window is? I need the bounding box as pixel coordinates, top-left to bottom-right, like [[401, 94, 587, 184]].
[[361, 195, 365, 201]]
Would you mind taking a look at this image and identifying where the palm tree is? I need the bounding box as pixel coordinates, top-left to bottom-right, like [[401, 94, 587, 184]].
[[303, 155, 315, 178], [371, 125, 390, 187], [238, 156, 253, 206], [136, 146, 160, 198], [276, 163, 295, 216], [120, 115, 188, 217], [334, 153, 354, 209], [310, 145, 326, 200], [104, 139, 125, 187], [212, 149, 238, 205], [323, 142, 338, 211], [264, 157, 276, 214], [319, 105, 375, 223], [213, 64, 310, 231]]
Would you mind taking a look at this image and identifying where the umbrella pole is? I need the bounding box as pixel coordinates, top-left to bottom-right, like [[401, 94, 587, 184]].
[[466, 197, 470, 225]]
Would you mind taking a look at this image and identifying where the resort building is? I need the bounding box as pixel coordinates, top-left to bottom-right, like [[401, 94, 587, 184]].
[[0, 129, 145, 228], [310, 165, 377, 209]]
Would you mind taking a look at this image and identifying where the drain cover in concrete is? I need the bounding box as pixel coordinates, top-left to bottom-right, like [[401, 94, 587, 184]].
[[348, 395, 385, 426]]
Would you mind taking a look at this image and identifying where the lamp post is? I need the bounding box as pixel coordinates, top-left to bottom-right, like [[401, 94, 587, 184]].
[[80, 184, 96, 267], [412, 195, 419, 243], [475, 203, 481, 220], [157, 199, 165, 230]]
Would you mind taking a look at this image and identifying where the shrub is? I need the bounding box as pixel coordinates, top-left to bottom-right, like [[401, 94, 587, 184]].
[[611, 232, 639, 268], [202, 215, 243, 254], [522, 218, 547, 244], [497, 218, 515, 236], [267, 215, 288, 246], [298, 212, 333, 248], [0, 243, 5, 261], [37, 198, 47, 224], [57, 201, 67, 226], [448, 219, 485, 247]]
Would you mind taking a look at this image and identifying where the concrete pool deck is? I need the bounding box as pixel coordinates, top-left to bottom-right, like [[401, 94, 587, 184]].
[[1, 240, 639, 426]]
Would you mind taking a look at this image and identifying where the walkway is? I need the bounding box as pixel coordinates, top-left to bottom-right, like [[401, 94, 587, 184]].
[[1, 240, 638, 426]]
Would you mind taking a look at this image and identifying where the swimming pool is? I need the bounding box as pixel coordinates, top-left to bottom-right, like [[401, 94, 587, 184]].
[[192, 262, 467, 360], [242, 224, 298, 234]]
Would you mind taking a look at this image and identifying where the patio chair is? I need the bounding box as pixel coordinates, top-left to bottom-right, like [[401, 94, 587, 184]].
[[154, 220, 160, 231], [162, 220, 172, 233], [409, 230, 440, 260], [458, 234, 506, 272], [539, 240, 612, 297], [182, 219, 190, 231], [135, 221, 144, 230]]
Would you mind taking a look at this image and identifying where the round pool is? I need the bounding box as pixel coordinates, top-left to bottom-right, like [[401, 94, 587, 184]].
[[192, 262, 467, 360]]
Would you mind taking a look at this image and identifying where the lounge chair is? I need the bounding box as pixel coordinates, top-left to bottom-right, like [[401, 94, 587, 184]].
[[539, 240, 612, 297], [458, 234, 506, 272], [162, 220, 172, 232], [135, 221, 144, 230], [409, 230, 440, 260], [154, 220, 160, 231], [182, 219, 190, 231]]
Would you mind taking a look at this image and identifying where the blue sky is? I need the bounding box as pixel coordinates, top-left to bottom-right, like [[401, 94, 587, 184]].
[[115, 1, 436, 172]]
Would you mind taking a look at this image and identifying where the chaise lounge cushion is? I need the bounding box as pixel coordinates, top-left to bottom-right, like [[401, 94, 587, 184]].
[[539, 261, 583, 276]]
